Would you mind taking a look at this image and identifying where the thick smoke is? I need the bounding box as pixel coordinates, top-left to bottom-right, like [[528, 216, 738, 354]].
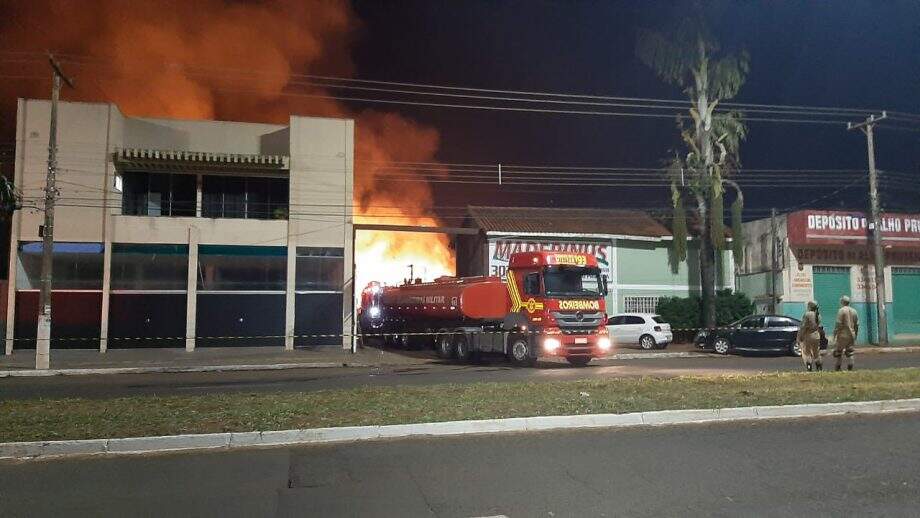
[[0, 0, 456, 286]]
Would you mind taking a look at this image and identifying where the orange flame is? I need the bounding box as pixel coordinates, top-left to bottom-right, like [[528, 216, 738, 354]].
[[0, 0, 456, 299]]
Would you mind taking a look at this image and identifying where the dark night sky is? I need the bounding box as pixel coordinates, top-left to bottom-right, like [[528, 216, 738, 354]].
[[348, 0, 920, 219]]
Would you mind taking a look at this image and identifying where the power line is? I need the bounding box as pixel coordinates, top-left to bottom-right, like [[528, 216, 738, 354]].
[[44, 51, 895, 116], [7, 51, 918, 122]]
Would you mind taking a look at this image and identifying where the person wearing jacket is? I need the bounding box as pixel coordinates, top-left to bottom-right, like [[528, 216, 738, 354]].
[[833, 295, 858, 371], [797, 301, 822, 371]]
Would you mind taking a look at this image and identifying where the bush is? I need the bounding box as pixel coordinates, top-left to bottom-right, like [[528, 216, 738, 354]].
[[656, 289, 754, 330]]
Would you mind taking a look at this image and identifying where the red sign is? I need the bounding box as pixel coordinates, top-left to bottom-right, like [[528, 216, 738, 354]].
[[787, 210, 920, 248]]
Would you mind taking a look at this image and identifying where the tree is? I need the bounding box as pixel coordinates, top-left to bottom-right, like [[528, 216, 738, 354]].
[[637, 18, 748, 328], [0, 176, 17, 219]]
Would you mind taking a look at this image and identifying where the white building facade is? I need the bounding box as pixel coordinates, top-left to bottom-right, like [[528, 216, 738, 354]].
[[5, 99, 354, 352]]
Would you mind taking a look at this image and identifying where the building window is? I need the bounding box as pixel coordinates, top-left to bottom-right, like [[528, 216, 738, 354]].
[[121, 172, 196, 217], [623, 296, 660, 314], [110, 244, 189, 291], [197, 245, 287, 291], [202, 176, 288, 220], [295, 247, 343, 292], [16, 242, 104, 290]]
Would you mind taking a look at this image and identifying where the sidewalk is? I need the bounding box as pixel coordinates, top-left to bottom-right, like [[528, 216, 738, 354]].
[[0, 346, 435, 375]]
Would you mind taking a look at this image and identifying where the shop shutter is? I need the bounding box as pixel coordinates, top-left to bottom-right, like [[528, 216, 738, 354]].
[[812, 266, 850, 323], [893, 268, 920, 335]]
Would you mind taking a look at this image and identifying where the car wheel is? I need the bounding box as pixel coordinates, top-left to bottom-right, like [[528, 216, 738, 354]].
[[639, 334, 657, 350], [508, 335, 536, 367], [566, 356, 591, 367], [435, 332, 454, 359], [789, 340, 802, 357], [455, 334, 472, 362], [713, 337, 731, 355]]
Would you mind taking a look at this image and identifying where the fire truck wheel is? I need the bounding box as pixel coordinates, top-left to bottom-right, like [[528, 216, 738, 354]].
[[566, 356, 591, 367], [436, 333, 455, 359], [454, 334, 471, 362], [508, 336, 536, 367]]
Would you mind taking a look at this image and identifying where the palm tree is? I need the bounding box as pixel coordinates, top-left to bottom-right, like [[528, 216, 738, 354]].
[[637, 19, 748, 328]]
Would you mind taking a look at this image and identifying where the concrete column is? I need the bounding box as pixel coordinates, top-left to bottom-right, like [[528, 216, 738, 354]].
[[195, 174, 202, 218], [5, 210, 19, 355], [185, 227, 199, 352], [285, 217, 296, 351], [99, 225, 113, 353], [284, 215, 297, 351]]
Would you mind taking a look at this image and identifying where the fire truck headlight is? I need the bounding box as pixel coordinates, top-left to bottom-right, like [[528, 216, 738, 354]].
[[597, 337, 612, 351], [368, 306, 381, 318], [543, 337, 561, 353]]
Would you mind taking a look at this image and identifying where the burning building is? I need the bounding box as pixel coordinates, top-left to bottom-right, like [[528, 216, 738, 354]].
[[0, 0, 458, 352], [5, 98, 354, 351]]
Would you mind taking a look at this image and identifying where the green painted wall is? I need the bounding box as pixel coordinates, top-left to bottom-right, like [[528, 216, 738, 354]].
[[616, 240, 732, 287], [737, 271, 771, 300]]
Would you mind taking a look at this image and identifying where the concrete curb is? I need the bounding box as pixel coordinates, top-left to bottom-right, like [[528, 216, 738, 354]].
[[0, 361, 394, 378], [3, 398, 918, 461]]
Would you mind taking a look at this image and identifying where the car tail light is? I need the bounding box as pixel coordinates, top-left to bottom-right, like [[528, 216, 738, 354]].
[[654, 326, 662, 332]]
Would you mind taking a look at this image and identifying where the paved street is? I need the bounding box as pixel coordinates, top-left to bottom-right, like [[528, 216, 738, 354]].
[[1, 412, 918, 517], [2, 350, 919, 400]]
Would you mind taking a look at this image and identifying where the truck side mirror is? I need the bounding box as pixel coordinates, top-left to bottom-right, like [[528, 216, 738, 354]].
[[601, 275, 609, 296]]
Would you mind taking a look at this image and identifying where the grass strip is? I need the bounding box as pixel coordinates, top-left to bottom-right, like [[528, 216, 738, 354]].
[[2, 368, 920, 443]]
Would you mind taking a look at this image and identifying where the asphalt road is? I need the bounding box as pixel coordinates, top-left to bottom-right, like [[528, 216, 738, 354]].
[[2, 412, 918, 517], [2, 351, 919, 400]]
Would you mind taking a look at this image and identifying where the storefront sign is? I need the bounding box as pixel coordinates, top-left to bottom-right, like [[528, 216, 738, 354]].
[[853, 265, 876, 303], [488, 239, 612, 279], [790, 245, 920, 265], [788, 210, 920, 248], [785, 252, 813, 302], [787, 210, 920, 265]]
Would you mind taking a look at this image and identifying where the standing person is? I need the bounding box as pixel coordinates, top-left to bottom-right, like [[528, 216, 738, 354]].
[[833, 295, 859, 371], [797, 301, 822, 371]]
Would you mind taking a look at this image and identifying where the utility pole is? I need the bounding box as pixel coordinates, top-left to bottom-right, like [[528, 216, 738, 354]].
[[848, 111, 888, 345], [35, 55, 74, 369], [770, 207, 778, 314]]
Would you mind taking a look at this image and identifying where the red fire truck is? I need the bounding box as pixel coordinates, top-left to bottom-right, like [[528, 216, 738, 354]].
[[358, 251, 610, 366]]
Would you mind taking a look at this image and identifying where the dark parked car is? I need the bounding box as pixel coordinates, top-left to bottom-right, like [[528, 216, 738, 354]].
[[695, 315, 802, 356]]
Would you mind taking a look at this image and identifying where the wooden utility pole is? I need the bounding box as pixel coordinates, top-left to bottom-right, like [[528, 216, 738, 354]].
[[847, 112, 888, 345], [770, 207, 778, 314], [35, 55, 74, 369]]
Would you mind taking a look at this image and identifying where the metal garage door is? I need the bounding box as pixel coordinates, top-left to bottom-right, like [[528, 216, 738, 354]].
[[893, 268, 920, 334], [812, 266, 851, 323]]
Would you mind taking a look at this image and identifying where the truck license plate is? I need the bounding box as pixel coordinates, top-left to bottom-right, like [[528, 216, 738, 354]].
[[575, 337, 587, 344]]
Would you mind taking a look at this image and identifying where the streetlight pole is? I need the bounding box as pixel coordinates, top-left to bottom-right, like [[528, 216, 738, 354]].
[[847, 112, 888, 345], [35, 55, 74, 369]]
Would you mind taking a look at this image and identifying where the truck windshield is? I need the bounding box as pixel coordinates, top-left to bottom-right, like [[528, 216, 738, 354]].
[[543, 266, 603, 297]]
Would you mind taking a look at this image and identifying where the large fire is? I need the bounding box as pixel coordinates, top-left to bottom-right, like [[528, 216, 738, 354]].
[[0, 0, 456, 298]]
